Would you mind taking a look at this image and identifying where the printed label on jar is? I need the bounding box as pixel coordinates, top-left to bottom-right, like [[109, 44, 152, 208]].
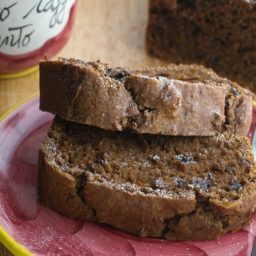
[[0, 0, 75, 56]]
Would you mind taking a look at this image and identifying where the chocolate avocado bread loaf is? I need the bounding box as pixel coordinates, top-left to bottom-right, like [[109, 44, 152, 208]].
[[146, 0, 256, 92], [39, 117, 256, 241], [40, 58, 252, 136]]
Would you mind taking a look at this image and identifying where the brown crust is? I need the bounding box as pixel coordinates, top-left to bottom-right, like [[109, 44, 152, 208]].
[[39, 58, 252, 136], [38, 118, 256, 241], [38, 151, 94, 221]]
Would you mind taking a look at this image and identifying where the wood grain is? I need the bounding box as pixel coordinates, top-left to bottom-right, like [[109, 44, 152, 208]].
[[0, 0, 166, 255]]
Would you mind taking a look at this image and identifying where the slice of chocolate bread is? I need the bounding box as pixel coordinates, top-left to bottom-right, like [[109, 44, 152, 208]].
[[146, 0, 256, 92], [39, 117, 256, 241], [40, 58, 252, 136]]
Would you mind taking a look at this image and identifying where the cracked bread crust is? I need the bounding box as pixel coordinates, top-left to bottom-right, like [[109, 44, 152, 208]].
[[38, 118, 256, 241], [39, 58, 252, 136]]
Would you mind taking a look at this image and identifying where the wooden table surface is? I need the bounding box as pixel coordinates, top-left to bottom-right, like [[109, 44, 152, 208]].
[[0, 0, 166, 255]]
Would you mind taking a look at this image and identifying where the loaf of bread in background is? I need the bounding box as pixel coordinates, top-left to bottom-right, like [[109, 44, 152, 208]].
[[147, 0, 256, 93]]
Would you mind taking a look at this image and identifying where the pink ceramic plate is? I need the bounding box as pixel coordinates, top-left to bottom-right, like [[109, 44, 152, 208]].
[[0, 97, 256, 256]]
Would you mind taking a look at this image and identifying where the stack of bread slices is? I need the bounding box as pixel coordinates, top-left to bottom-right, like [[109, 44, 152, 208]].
[[38, 58, 256, 241]]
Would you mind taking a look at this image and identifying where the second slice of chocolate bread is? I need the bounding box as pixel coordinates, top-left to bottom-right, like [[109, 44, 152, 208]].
[[39, 117, 256, 241]]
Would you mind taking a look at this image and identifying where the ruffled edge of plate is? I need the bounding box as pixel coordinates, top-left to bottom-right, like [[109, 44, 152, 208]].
[[0, 226, 32, 256], [0, 94, 38, 256]]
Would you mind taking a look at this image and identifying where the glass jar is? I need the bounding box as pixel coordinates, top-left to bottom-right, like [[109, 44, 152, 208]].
[[0, 0, 77, 78]]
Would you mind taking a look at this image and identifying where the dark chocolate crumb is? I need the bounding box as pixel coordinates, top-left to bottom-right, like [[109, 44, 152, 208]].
[[241, 159, 250, 170], [230, 87, 240, 96], [157, 73, 168, 78], [192, 178, 211, 191], [76, 173, 86, 201], [175, 154, 194, 164], [107, 68, 130, 81], [151, 178, 165, 189], [230, 181, 242, 191], [174, 177, 187, 188], [204, 204, 211, 211], [212, 163, 222, 173], [225, 165, 234, 174], [168, 215, 181, 226]]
